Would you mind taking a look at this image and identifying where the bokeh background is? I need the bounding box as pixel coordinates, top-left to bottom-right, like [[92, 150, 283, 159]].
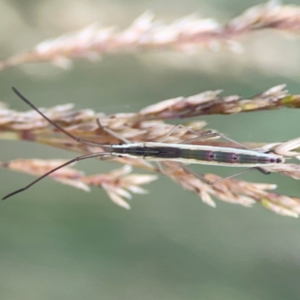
[[1, 0, 300, 299]]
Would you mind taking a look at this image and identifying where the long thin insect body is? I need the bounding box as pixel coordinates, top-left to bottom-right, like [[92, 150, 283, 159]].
[[2, 87, 285, 200], [109, 143, 284, 167]]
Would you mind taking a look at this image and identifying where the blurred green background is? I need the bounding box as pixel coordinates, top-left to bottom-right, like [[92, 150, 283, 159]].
[[1, 0, 300, 299]]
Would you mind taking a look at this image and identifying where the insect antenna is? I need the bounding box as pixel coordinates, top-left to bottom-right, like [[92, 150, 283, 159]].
[[2, 152, 110, 200], [11, 87, 107, 148], [2, 87, 114, 200]]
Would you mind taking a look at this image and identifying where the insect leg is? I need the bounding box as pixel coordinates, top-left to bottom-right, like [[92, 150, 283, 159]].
[[96, 119, 131, 144]]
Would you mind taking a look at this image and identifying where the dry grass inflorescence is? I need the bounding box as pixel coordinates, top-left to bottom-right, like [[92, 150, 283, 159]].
[[1, 1, 300, 216]]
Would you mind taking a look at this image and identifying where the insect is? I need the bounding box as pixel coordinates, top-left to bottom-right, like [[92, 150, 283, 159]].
[[2, 87, 285, 200]]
